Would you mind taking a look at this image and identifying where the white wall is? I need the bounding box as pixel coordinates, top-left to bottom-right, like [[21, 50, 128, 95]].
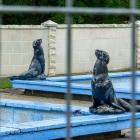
[[1, 22, 139, 76], [0, 25, 48, 76], [55, 24, 131, 75]]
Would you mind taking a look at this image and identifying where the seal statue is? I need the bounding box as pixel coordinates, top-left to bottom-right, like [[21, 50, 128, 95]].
[[10, 39, 46, 80], [89, 49, 140, 114]]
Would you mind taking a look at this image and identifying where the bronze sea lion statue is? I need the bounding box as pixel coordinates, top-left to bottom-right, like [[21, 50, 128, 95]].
[[89, 49, 140, 114], [10, 39, 46, 80]]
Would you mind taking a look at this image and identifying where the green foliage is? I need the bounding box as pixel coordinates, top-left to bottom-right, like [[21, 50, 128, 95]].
[[2, 0, 132, 24], [0, 77, 12, 89]]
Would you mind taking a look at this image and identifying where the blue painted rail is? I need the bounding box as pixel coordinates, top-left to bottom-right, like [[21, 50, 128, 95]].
[[11, 71, 140, 100], [1, 99, 140, 140]]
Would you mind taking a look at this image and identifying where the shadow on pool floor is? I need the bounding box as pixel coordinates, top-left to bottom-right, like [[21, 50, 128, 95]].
[[57, 130, 140, 140]]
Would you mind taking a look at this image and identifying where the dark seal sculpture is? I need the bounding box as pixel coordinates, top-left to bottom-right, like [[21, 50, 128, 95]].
[[89, 49, 140, 114], [10, 39, 46, 80]]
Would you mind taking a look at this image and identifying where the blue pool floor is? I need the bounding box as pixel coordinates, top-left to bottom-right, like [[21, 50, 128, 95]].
[[72, 76, 140, 91], [0, 106, 66, 125]]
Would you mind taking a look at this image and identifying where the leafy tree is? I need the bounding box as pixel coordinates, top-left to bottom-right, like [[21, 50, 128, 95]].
[[2, 0, 131, 24]]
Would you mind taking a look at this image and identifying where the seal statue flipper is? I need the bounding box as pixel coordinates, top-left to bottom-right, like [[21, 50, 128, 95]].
[[111, 102, 125, 111]]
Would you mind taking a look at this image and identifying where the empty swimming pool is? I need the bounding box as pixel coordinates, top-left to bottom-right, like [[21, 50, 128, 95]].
[[12, 71, 140, 100], [1, 98, 140, 140]]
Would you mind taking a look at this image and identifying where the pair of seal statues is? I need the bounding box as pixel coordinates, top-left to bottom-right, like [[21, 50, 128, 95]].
[[10, 39, 140, 114], [10, 39, 46, 80], [89, 49, 140, 114]]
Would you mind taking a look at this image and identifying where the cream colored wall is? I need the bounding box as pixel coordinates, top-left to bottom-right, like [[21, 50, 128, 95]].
[[55, 24, 131, 75], [1, 22, 139, 76], [0, 25, 48, 76]]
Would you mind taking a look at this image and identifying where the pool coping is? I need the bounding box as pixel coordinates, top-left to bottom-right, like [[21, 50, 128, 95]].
[[1, 99, 140, 139]]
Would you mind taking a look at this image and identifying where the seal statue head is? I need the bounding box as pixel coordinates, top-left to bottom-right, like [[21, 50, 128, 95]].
[[95, 49, 110, 64], [33, 39, 42, 49]]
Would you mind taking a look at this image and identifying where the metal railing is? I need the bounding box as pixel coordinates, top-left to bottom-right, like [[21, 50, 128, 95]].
[[0, 0, 138, 139], [130, 1, 137, 139]]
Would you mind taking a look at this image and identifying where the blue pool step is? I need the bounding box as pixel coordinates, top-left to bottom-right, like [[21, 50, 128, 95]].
[[1, 99, 140, 140], [11, 71, 140, 100]]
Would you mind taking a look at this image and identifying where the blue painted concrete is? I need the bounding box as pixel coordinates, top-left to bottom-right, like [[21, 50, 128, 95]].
[[1, 106, 69, 125], [11, 71, 140, 100], [1, 98, 140, 140], [46, 71, 140, 82], [0, 98, 90, 115]]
